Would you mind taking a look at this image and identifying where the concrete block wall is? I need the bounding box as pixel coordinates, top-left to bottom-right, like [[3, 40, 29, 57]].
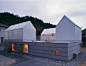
[[4, 41, 80, 61], [68, 42, 80, 60], [4, 41, 12, 50], [28, 42, 67, 61]]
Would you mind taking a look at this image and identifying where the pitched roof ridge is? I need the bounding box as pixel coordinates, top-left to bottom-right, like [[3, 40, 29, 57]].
[[63, 15, 81, 29]]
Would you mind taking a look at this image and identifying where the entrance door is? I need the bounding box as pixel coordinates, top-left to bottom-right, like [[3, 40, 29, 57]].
[[23, 44, 28, 53], [1, 37, 4, 43]]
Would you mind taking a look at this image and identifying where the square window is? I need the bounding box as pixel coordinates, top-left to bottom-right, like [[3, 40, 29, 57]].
[[55, 51, 59, 55]]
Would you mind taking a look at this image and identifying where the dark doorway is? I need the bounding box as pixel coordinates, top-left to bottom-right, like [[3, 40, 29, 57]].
[[1, 37, 4, 43]]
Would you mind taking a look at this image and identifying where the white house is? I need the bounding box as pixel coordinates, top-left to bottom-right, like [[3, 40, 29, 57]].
[[0, 23, 8, 44], [4, 21, 36, 42], [56, 15, 81, 43], [41, 28, 56, 41]]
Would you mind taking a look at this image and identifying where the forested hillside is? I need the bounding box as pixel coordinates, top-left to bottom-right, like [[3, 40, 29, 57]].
[[0, 12, 56, 36]]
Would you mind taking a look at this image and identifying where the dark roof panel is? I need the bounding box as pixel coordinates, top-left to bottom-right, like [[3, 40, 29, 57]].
[[0, 23, 9, 28]]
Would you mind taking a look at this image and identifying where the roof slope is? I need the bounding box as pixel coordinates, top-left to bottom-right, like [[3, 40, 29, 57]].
[[41, 28, 56, 34], [0, 23, 9, 28], [5, 21, 32, 31], [57, 15, 81, 29]]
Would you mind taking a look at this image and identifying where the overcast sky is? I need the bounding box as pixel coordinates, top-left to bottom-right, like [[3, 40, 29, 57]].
[[0, 0, 86, 29]]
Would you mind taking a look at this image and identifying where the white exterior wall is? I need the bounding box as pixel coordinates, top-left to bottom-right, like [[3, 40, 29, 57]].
[[75, 26, 82, 43], [4, 21, 36, 42], [0, 27, 6, 43], [23, 23, 36, 42], [56, 17, 75, 41], [41, 33, 56, 41], [5, 29, 23, 40]]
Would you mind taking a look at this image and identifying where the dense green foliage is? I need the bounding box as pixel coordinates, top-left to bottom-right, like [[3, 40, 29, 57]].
[[0, 12, 56, 36]]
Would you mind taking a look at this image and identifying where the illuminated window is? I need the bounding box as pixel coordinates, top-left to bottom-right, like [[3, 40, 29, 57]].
[[23, 44, 28, 53], [12, 44, 16, 51], [55, 51, 59, 55]]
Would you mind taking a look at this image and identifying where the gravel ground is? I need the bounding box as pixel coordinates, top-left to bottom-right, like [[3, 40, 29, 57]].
[[13, 51, 86, 66]]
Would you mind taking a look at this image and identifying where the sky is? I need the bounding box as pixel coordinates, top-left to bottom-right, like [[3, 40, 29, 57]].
[[0, 0, 86, 29]]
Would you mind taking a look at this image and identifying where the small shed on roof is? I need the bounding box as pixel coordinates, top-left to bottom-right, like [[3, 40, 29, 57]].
[[41, 28, 56, 41], [4, 21, 36, 42], [56, 15, 81, 43], [41, 28, 56, 34]]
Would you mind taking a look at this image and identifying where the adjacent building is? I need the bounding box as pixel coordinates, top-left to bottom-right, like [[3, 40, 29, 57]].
[[82, 29, 86, 46], [0, 23, 8, 44], [41, 28, 56, 41]]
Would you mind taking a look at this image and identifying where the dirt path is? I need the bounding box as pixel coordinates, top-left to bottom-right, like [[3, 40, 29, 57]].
[[80, 47, 86, 66], [80, 47, 86, 52]]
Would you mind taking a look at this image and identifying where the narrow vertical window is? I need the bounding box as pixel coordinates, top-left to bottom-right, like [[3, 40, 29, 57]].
[[23, 44, 28, 53], [12, 44, 16, 51]]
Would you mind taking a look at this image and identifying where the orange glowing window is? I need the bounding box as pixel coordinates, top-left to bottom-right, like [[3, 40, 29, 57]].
[[12, 44, 16, 51], [55, 51, 59, 55], [23, 44, 28, 53]]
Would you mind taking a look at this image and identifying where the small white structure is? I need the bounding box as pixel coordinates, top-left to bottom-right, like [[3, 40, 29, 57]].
[[56, 15, 81, 43], [0, 23, 8, 44], [41, 28, 56, 41], [5, 21, 36, 42]]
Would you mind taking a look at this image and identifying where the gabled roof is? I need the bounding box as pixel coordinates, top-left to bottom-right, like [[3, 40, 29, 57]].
[[5, 21, 33, 31], [56, 15, 81, 29], [41, 28, 56, 34], [0, 23, 9, 28]]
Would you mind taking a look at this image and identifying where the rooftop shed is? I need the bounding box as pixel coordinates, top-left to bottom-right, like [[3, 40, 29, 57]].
[[4, 21, 36, 42], [41, 28, 56, 41]]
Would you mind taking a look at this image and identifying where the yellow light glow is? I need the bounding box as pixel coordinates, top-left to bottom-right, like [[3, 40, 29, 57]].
[[23, 44, 28, 53], [12, 44, 16, 51]]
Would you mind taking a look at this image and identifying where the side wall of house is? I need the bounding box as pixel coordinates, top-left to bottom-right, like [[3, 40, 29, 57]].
[[29, 42, 69, 61], [56, 17, 75, 41], [68, 42, 80, 60], [75, 26, 82, 43], [23, 23, 36, 42], [4, 42, 80, 61]]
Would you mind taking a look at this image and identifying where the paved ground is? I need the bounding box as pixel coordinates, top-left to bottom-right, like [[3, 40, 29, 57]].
[[0, 46, 28, 66], [0, 55, 16, 66]]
